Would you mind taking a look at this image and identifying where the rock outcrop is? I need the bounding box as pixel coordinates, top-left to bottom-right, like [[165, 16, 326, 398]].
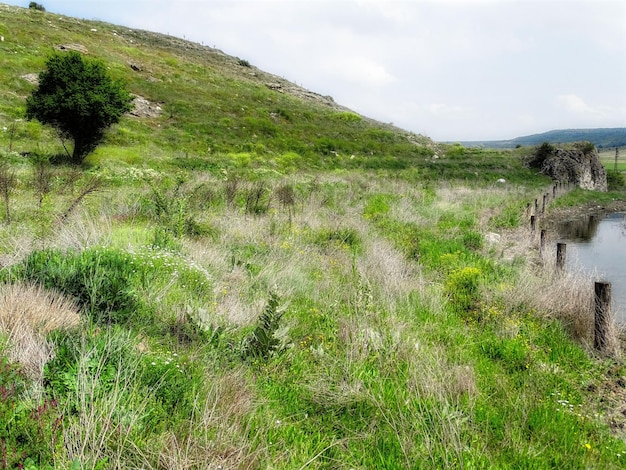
[[535, 143, 607, 192]]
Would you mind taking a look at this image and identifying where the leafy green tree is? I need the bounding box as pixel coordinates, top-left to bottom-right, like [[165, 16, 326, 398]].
[[26, 52, 133, 163], [28, 2, 46, 11]]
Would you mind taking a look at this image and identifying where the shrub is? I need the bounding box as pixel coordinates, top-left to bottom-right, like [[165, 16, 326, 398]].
[[243, 293, 286, 360], [574, 141, 596, 155], [528, 142, 556, 169], [312, 227, 362, 252], [28, 2, 45, 11], [445, 267, 482, 316], [9, 248, 150, 326], [332, 112, 362, 123], [44, 327, 134, 399], [607, 171, 625, 190], [0, 349, 62, 468]]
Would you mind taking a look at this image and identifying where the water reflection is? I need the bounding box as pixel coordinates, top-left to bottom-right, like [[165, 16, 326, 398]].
[[557, 214, 601, 241], [557, 212, 626, 323]]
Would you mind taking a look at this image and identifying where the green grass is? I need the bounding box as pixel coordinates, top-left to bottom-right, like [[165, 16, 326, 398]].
[[0, 3, 626, 469]]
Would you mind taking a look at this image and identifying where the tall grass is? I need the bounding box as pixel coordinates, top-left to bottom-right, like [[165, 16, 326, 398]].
[[0, 3, 625, 463]]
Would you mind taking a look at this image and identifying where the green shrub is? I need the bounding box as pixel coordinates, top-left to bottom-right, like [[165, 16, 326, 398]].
[[607, 171, 625, 190], [28, 2, 46, 11], [10, 248, 150, 326], [312, 227, 362, 252], [445, 266, 482, 316], [44, 327, 135, 400], [462, 230, 483, 250], [0, 347, 62, 468], [332, 112, 362, 123], [528, 142, 556, 169], [139, 351, 200, 429], [243, 293, 286, 361]]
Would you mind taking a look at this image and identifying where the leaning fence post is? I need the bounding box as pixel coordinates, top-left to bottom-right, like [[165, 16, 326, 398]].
[[594, 281, 612, 352], [556, 243, 566, 271]]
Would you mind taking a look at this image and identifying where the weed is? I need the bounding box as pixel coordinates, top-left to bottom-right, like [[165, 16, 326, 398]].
[[243, 293, 286, 360], [0, 162, 16, 225], [244, 182, 270, 215]]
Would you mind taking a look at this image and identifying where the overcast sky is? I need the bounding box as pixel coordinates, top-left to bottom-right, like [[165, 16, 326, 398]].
[[7, 0, 626, 141]]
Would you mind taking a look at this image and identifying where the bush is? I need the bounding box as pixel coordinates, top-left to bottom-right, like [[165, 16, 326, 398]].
[[0, 348, 61, 467], [445, 267, 482, 316], [9, 248, 150, 326], [28, 2, 45, 11], [528, 142, 556, 169], [607, 171, 625, 190]]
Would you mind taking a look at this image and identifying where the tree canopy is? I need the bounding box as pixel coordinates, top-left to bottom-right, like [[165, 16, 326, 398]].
[[26, 51, 133, 163]]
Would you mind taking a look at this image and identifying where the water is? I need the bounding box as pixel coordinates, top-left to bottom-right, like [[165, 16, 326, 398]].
[[556, 212, 626, 323]]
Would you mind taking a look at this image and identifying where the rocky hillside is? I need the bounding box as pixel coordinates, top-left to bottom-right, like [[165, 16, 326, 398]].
[[0, 3, 434, 170]]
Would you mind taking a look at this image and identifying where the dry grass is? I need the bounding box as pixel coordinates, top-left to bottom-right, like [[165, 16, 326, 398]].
[[49, 208, 113, 250], [0, 282, 81, 380], [496, 236, 621, 354], [152, 368, 258, 470]]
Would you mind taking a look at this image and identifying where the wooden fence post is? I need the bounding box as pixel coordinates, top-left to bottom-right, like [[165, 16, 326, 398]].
[[540, 229, 546, 253], [526, 202, 531, 218], [556, 243, 566, 271], [530, 215, 536, 233], [534, 198, 539, 215], [542, 193, 547, 214], [552, 185, 557, 198], [594, 281, 612, 352]]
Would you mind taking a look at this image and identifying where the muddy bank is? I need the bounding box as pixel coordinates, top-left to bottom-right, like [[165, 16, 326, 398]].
[[542, 199, 626, 231]]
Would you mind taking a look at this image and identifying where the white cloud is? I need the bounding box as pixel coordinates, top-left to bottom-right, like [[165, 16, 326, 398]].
[[323, 56, 396, 87], [10, 0, 625, 141], [556, 94, 596, 114]]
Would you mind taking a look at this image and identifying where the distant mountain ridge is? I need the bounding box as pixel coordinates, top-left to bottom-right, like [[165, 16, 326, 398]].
[[455, 128, 626, 149]]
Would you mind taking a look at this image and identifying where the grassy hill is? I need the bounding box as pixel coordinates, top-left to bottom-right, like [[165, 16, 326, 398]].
[[1, 2, 436, 171], [1, 3, 626, 469]]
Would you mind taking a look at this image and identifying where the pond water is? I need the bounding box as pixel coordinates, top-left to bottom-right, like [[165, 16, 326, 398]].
[[556, 212, 626, 323]]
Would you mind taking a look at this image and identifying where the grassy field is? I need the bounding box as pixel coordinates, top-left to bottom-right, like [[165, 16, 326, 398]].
[[1, 4, 626, 469], [599, 147, 626, 172]]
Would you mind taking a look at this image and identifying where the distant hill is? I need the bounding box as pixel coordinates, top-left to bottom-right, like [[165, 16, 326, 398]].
[[455, 128, 626, 149]]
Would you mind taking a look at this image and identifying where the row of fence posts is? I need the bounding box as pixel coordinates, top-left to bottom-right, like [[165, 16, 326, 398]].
[[526, 180, 613, 353]]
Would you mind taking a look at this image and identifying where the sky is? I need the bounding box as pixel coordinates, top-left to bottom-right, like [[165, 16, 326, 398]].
[[6, 0, 626, 141]]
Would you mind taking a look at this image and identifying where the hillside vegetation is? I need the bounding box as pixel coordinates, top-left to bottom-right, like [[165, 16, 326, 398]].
[[1, 4, 626, 469]]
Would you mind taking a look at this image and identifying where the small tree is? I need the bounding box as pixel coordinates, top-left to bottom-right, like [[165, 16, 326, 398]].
[[28, 2, 46, 11], [26, 52, 133, 164]]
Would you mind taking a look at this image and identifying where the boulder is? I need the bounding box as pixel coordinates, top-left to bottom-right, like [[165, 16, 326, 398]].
[[537, 144, 607, 191]]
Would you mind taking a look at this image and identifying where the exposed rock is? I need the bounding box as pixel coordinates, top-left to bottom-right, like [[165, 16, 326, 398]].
[[129, 94, 162, 118], [21, 73, 39, 85], [539, 145, 607, 191], [485, 232, 501, 244], [55, 43, 88, 54]]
